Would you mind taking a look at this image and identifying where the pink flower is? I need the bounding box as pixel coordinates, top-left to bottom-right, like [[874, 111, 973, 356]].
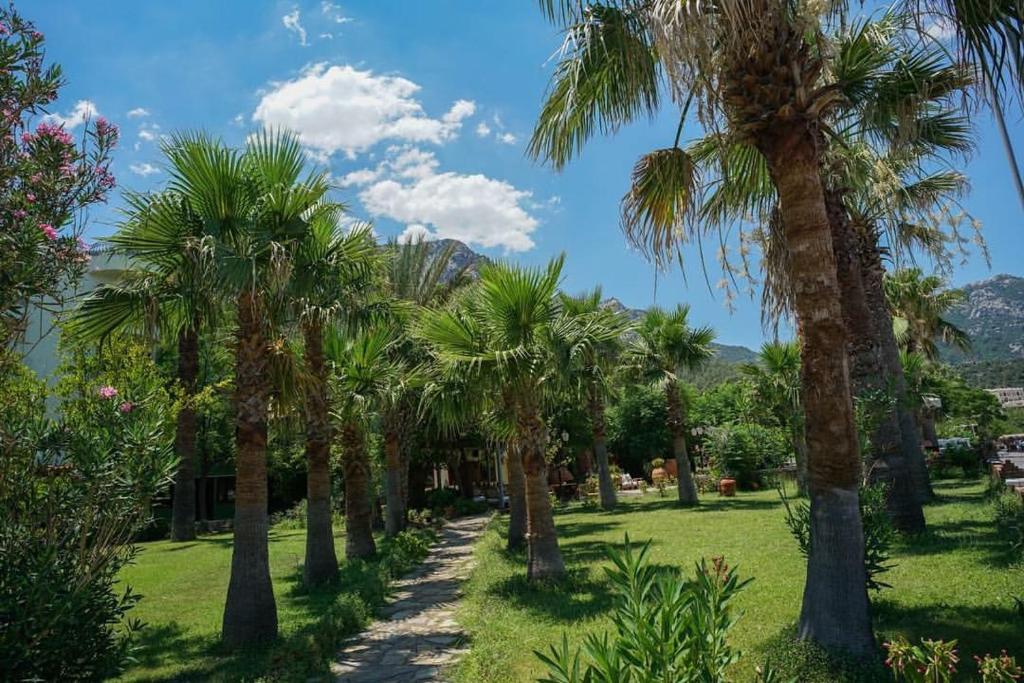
[[13, 209, 26, 219], [25, 192, 35, 203], [39, 223, 57, 240], [118, 401, 134, 414], [98, 386, 118, 399]]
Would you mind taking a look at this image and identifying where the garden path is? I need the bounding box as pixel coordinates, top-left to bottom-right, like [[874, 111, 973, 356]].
[[331, 513, 490, 682]]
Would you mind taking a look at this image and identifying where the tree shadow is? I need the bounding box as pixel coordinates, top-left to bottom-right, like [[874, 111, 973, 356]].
[[484, 567, 614, 623], [895, 516, 1019, 568]]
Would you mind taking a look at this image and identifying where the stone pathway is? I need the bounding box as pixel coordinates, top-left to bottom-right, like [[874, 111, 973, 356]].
[[331, 514, 490, 682]]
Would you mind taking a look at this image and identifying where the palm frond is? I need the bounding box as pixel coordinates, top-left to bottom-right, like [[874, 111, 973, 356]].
[[620, 147, 699, 267]]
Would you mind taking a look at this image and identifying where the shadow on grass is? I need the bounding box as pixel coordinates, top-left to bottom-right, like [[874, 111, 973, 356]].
[[484, 567, 615, 623], [896, 515, 1019, 568]]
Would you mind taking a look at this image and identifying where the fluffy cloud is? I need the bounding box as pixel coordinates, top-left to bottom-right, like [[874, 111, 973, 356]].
[[282, 8, 308, 46], [357, 148, 538, 252], [321, 1, 353, 24], [475, 122, 491, 137], [127, 107, 150, 118], [42, 100, 99, 129], [497, 132, 517, 145], [397, 224, 436, 244], [129, 162, 160, 176], [253, 64, 475, 158]]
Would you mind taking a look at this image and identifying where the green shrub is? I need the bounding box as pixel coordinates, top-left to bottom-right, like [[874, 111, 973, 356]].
[[885, 637, 1024, 682], [757, 626, 885, 682], [946, 443, 981, 477], [993, 490, 1024, 560], [708, 423, 789, 489], [535, 535, 759, 682], [780, 483, 896, 592], [380, 528, 435, 578]]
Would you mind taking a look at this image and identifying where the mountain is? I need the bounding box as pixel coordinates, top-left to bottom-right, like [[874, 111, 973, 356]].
[[427, 238, 489, 282], [945, 274, 1024, 362]]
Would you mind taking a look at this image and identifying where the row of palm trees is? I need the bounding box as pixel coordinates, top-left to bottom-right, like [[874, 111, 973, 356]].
[[529, 0, 1015, 659]]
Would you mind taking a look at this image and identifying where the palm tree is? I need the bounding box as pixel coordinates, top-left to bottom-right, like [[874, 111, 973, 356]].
[[556, 288, 632, 510], [70, 184, 221, 544], [741, 341, 806, 495], [626, 305, 713, 506], [156, 129, 330, 647], [326, 325, 404, 559], [419, 256, 568, 580], [289, 213, 379, 584], [886, 267, 970, 361], [532, 0, 877, 653]]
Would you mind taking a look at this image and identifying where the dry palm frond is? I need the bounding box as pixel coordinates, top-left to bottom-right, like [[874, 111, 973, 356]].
[[620, 147, 700, 267]]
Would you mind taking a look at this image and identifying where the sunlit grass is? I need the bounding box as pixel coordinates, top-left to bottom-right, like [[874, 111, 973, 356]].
[[453, 479, 1024, 682]]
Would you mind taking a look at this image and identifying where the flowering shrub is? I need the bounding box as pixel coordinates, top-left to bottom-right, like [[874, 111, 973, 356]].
[[885, 637, 1023, 682], [0, 5, 118, 349], [0, 352, 175, 680]]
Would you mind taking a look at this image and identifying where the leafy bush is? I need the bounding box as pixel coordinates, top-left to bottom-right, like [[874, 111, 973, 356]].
[[0, 355, 176, 680], [535, 535, 761, 682], [379, 528, 435, 578], [946, 443, 981, 477], [885, 637, 1023, 682], [707, 423, 789, 489], [780, 483, 896, 592], [993, 490, 1024, 560]]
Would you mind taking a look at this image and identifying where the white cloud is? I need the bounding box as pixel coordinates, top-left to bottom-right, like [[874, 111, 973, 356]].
[[321, 1, 353, 24], [475, 122, 491, 137], [232, 113, 245, 126], [337, 168, 379, 187], [397, 224, 437, 244], [319, 32, 334, 39], [129, 162, 160, 177], [138, 129, 157, 141], [253, 64, 475, 158], [42, 99, 99, 129], [358, 147, 538, 252], [924, 17, 956, 41], [498, 132, 518, 145], [282, 8, 308, 46], [126, 107, 150, 118]]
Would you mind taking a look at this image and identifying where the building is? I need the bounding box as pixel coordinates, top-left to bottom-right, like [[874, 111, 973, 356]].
[[987, 387, 1024, 409]]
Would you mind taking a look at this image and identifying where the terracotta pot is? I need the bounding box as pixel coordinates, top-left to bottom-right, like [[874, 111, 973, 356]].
[[718, 478, 736, 497], [651, 467, 667, 482]]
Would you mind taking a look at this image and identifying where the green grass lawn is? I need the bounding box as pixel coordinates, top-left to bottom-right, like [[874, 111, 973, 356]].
[[453, 479, 1024, 682], [117, 526, 411, 682]]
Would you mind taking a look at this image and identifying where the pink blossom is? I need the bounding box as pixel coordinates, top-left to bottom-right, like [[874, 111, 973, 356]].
[[25, 192, 34, 203], [13, 209, 26, 219], [39, 223, 57, 240], [98, 386, 118, 399], [118, 401, 134, 414]]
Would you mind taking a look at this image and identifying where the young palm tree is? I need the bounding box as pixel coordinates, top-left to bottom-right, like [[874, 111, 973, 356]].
[[555, 288, 633, 510], [289, 214, 379, 584], [626, 305, 713, 506], [70, 184, 221, 543], [741, 341, 806, 495], [155, 130, 330, 647], [419, 256, 568, 580], [326, 324, 406, 559], [886, 267, 970, 361]]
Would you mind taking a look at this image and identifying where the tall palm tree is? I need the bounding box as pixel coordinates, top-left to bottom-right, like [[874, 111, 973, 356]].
[[419, 256, 568, 580], [289, 214, 379, 584], [741, 341, 806, 495], [158, 130, 330, 647], [626, 305, 713, 506], [70, 184, 221, 544], [556, 288, 633, 510], [886, 267, 970, 361]]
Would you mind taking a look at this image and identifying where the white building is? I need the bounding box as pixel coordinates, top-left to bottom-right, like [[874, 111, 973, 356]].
[[986, 387, 1024, 409]]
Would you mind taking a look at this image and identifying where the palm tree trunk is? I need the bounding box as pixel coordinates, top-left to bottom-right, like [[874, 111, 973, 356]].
[[858, 228, 933, 502], [589, 381, 616, 510], [222, 293, 277, 647], [506, 439, 527, 551], [302, 321, 339, 585], [791, 424, 808, 496], [665, 380, 698, 505], [341, 420, 376, 559], [519, 402, 565, 581], [758, 130, 874, 657], [826, 186, 924, 534], [171, 325, 199, 542], [383, 418, 405, 537]]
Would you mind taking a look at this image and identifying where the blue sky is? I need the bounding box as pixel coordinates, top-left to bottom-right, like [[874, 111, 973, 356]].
[[33, 1, 1023, 349]]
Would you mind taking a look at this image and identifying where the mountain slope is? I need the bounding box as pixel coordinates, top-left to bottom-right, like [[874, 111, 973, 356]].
[[945, 274, 1024, 362]]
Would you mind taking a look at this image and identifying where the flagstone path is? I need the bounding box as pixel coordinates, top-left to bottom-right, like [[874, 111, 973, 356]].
[[331, 513, 490, 682]]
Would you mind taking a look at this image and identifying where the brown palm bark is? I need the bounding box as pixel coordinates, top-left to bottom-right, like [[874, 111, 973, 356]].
[[341, 420, 376, 559], [505, 439, 527, 551], [171, 325, 199, 542], [757, 128, 875, 657], [302, 321, 339, 585], [826, 186, 925, 534], [383, 418, 405, 537], [588, 380, 616, 510], [857, 231, 933, 502], [518, 401, 565, 581], [665, 380, 698, 505], [222, 293, 277, 647]]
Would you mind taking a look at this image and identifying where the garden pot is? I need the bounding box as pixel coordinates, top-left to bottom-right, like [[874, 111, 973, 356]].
[[718, 478, 736, 497], [651, 467, 667, 483]]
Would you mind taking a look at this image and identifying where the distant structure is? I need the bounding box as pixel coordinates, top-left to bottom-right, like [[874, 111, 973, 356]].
[[986, 387, 1024, 409]]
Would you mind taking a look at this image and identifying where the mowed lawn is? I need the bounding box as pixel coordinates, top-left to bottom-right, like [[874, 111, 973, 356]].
[[453, 479, 1024, 682], [117, 526, 394, 682]]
